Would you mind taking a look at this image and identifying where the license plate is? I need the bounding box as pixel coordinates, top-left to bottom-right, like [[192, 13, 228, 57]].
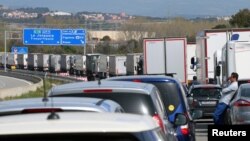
[[201, 101, 216, 105]]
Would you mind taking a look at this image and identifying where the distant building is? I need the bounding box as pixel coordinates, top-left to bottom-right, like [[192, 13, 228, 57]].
[[120, 12, 126, 17], [44, 11, 72, 16], [2, 11, 38, 19], [88, 30, 156, 41]]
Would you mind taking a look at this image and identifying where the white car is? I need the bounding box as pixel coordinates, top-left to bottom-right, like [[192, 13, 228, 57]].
[[0, 112, 168, 141]]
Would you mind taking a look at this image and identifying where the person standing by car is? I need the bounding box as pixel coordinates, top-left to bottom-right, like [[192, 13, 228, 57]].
[[192, 76, 200, 85], [213, 72, 238, 125]]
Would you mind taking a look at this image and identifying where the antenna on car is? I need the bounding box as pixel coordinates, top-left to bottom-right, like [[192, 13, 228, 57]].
[[98, 77, 101, 85], [47, 87, 60, 120], [47, 112, 60, 120]]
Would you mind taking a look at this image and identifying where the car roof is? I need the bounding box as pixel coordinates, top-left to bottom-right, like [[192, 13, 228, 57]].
[[107, 75, 176, 80], [0, 112, 158, 135], [239, 83, 250, 88], [49, 81, 155, 96], [106, 75, 178, 82], [0, 97, 123, 114], [190, 84, 221, 89]]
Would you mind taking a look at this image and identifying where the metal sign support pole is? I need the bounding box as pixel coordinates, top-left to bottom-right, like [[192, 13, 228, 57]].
[[4, 31, 7, 72], [84, 45, 86, 55], [3, 30, 22, 72]]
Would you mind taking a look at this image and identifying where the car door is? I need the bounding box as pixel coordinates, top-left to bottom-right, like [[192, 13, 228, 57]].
[[151, 88, 178, 141]]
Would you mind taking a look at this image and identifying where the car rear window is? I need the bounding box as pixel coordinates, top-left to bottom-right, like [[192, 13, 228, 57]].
[[0, 133, 140, 141], [240, 88, 250, 97], [238, 80, 250, 86], [53, 93, 157, 116], [150, 82, 180, 115], [191, 88, 221, 98]]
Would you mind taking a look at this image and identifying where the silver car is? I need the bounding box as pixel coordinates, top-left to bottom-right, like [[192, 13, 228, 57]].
[[48, 81, 188, 141], [0, 97, 124, 116], [227, 83, 250, 124]]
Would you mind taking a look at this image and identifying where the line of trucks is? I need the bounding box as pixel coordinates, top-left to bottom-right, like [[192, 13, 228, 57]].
[[0, 52, 142, 81], [143, 28, 250, 86], [0, 37, 195, 83], [191, 28, 250, 86]]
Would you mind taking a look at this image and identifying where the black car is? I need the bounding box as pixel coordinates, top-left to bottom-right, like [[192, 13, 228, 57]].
[[188, 84, 222, 118]]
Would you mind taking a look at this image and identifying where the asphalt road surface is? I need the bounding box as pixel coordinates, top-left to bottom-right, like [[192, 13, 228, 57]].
[[195, 118, 214, 141], [0, 75, 31, 89]]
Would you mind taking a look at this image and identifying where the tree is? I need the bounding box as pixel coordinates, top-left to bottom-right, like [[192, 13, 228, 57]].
[[97, 35, 112, 55], [230, 9, 250, 27], [212, 24, 227, 29], [127, 39, 139, 53], [101, 35, 111, 42]]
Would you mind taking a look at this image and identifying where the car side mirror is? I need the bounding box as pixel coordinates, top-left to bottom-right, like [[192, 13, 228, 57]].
[[174, 113, 187, 126], [190, 109, 203, 119]]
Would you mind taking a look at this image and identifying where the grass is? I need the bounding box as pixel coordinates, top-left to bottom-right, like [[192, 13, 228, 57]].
[[3, 78, 65, 100]]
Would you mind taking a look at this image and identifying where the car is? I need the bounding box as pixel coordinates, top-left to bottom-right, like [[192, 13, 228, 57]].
[[187, 84, 222, 118], [226, 83, 250, 124], [48, 80, 188, 141], [0, 112, 172, 141], [106, 75, 203, 141], [0, 97, 124, 116]]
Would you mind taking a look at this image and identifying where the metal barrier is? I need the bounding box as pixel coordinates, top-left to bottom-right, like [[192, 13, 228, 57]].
[[0, 69, 86, 99]]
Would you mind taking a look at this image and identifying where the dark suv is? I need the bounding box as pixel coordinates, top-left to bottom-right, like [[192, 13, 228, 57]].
[[107, 75, 202, 141]]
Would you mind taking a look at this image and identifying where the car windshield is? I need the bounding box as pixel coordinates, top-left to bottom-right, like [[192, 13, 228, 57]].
[[191, 88, 221, 98]]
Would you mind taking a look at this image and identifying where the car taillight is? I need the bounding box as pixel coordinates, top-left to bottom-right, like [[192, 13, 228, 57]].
[[133, 79, 142, 82], [234, 99, 250, 107], [83, 89, 112, 93], [153, 114, 165, 132], [22, 108, 63, 113], [180, 124, 189, 135]]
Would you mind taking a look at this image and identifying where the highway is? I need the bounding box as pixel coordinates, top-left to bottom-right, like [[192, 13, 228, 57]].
[[0, 75, 31, 89], [195, 119, 213, 141]]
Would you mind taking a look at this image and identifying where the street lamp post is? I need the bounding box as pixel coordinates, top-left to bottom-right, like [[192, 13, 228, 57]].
[[4, 30, 22, 72]]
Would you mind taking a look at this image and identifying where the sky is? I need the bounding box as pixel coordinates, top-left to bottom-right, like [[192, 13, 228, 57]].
[[0, 0, 250, 18]]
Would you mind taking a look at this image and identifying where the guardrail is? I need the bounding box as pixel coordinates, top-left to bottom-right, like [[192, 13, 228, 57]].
[[0, 69, 88, 99], [9, 69, 86, 83]]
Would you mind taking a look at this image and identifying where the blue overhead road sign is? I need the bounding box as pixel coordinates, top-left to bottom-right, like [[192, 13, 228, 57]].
[[11, 47, 28, 54], [61, 29, 86, 46], [23, 29, 61, 45]]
